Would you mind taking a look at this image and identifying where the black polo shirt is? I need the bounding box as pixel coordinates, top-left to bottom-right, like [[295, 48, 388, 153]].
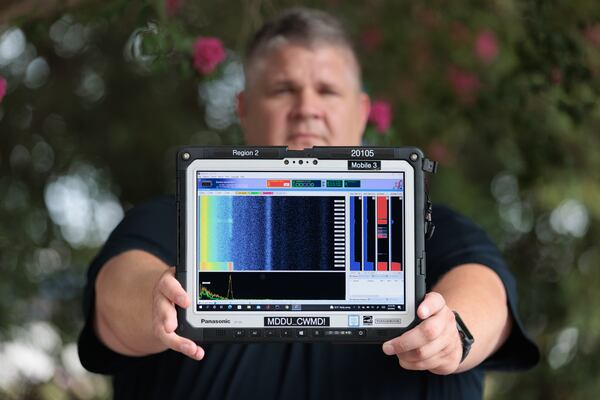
[[78, 195, 539, 399]]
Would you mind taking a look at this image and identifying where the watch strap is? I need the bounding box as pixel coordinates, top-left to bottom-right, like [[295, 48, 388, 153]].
[[453, 311, 474, 364]]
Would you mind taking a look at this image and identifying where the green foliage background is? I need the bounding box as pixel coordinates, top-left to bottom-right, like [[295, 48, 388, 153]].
[[0, 0, 599, 398]]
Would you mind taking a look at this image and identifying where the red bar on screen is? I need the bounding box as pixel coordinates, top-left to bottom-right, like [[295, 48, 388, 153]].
[[377, 196, 387, 222], [267, 180, 291, 187]]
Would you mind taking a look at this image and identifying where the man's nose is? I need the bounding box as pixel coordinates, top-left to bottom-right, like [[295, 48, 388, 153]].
[[290, 89, 322, 119]]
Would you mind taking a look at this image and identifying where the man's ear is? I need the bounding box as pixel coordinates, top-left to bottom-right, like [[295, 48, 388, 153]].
[[235, 90, 248, 135], [236, 91, 252, 143], [236, 91, 246, 121], [359, 92, 371, 136]]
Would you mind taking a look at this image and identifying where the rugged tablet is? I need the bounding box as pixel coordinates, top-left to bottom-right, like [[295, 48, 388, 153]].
[[176, 146, 436, 343]]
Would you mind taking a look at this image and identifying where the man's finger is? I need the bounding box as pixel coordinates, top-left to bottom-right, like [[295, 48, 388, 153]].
[[157, 271, 190, 308], [399, 351, 445, 372], [383, 311, 447, 355], [401, 333, 450, 362], [417, 292, 446, 319], [401, 339, 461, 375], [158, 328, 205, 360], [153, 295, 204, 360], [155, 293, 178, 334]]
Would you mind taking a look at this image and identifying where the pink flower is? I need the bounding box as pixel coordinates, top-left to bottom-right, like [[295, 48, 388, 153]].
[[474, 30, 499, 64], [447, 66, 481, 105], [550, 67, 562, 85], [368, 100, 392, 134], [193, 37, 226, 75], [0, 76, 6, 103], [583, 25, 600, 48], [166, 0, 183, 16], [360, 27, 383, 53], [426, 141, 454, 166]]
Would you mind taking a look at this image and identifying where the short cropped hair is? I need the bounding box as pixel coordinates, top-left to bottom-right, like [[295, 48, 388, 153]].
[[243, 7, 362, 88]]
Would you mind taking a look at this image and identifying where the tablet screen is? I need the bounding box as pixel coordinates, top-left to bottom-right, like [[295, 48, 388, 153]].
[[193, 170, 408, 329]]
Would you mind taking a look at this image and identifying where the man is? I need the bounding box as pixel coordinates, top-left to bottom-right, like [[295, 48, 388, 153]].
[[79, 8, 539, 399]]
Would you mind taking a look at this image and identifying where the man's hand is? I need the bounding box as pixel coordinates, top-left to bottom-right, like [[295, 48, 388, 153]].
[[381, 292, 462, 375], [152, 267, 205, 360], [96, 250, 208, 359]]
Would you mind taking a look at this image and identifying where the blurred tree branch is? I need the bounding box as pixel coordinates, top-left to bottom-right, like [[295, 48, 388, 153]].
[[0, 0, 96, 25]]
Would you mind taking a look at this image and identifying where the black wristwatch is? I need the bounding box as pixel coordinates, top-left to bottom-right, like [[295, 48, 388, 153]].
[[453, 311, 474, 364]]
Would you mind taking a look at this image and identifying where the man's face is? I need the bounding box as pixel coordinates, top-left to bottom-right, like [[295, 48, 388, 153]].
[[237, 44, 370, 150]]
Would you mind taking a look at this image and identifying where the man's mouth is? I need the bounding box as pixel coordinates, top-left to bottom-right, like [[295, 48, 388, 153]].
[[288, 132, 324, 140], [286, 129, 328, 149]]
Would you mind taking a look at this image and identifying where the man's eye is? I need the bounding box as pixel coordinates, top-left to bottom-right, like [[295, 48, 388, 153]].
[[272, 87, 293, 95], [320, 88, 339, 96]]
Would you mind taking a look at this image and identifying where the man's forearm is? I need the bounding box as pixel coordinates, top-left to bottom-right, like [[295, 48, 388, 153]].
[[432, 263, 512, 373], [95, 249, 169, 356]]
